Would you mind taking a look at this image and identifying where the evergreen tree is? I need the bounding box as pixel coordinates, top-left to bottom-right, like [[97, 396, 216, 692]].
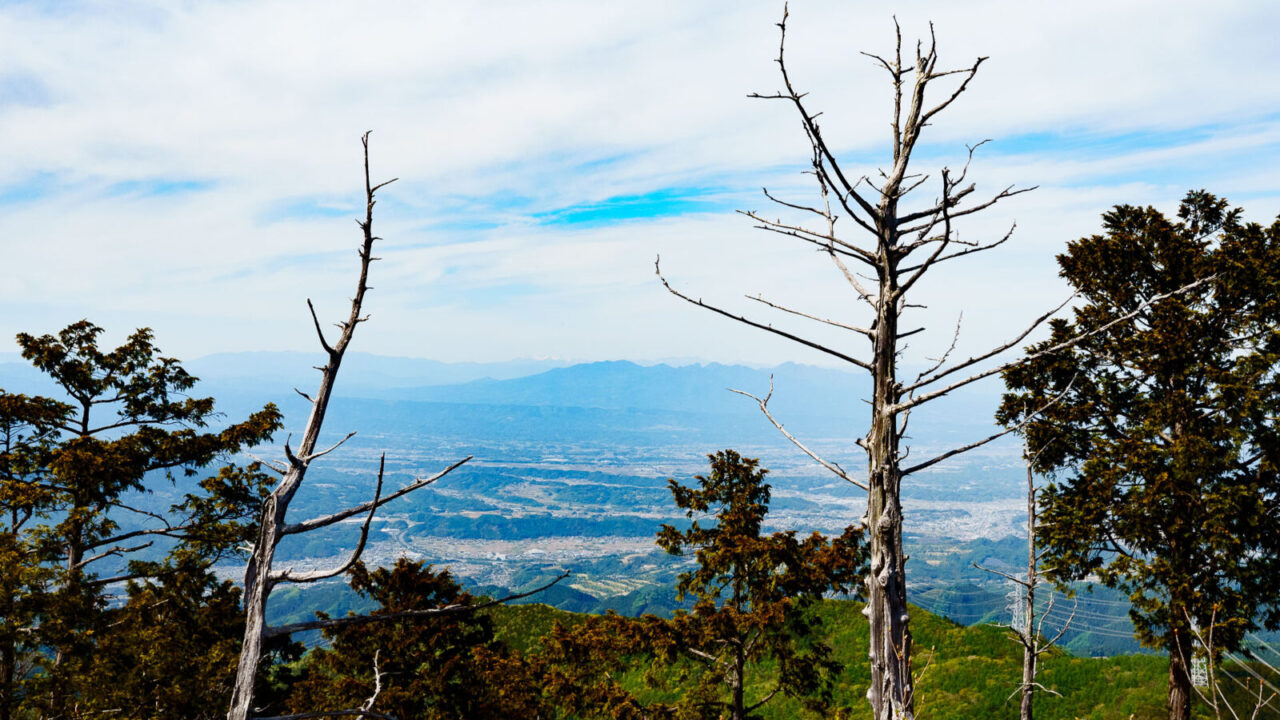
[[541, 450, 865, 720], [79, 556, 246, 719], [1000, 191, 1280, 720], [0, 392, 62, 720], [287, 559, 504, 720], [0, 320, 281, 715]]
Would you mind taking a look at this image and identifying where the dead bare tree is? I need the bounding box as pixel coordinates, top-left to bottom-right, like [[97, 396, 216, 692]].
[[975, 452, 1075, 720], [654, 8, 1169, 719], [226, 134, 564, 720]]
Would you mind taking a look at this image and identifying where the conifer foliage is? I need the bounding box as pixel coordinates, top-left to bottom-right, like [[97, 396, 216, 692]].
[[1000, 191, 1280, 720], [0, 321, 281, 718], [541, 450, 865, 719], [288, 559, 502, 720]]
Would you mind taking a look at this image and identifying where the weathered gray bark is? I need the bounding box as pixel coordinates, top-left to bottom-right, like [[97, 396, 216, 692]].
[[226, 134, 470, 720], [1020, 463, 1038, 720], [659, 11, 1056, 719], [864, 248, 913, 716]]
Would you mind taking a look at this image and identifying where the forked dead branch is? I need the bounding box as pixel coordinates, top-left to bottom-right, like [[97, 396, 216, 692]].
[[226, 134, 564, 720]]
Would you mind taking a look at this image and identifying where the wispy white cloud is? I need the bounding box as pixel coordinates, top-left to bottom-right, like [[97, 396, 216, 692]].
[[0, 0, 1277, 366]]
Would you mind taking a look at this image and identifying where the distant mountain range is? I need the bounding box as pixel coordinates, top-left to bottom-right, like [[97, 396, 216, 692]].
[[353, 360, 868, 416], [186, 351, 573, 395], [0, 352, 1005, 443]]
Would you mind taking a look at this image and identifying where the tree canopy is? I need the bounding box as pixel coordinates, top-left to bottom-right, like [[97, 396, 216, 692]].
[[288, 559, 503, 720], [1000, 191, 1280, 720], [0, 320, 280, 717], [539, 450, 865, 720]]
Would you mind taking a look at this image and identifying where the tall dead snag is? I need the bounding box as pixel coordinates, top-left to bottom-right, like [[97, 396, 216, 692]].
[[225, 134, 477, 720], [656, 9, 1073, 719]]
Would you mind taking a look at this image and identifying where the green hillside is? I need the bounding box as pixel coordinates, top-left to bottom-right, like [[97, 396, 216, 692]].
[[481, 600, 1268, 720]]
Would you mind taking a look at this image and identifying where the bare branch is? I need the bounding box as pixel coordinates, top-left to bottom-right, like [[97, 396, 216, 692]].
[[657, 258, 872, 370], [750, 5, 880, 222], [899, 184, 1035, 232], [283, 433, 300, 469], [86, 571, 159, 587], [229, 134, 424, 720], [72, 541, 154, 571], [747, 684, 784, 713], [906, 370, 1075, 476], [283, 455, 471, 536], [913, 312, 961, 384], [899, 295, 1074, 397], [249, 454, 289, 475], [730, 378, 868, 491], [257, 649, 393, 719], [918, 56, 986, 127], [739, 210, 869, 261], [899, 222, 1017, 273], [901, 277, 1212, 411], [826, 246, 879, 308], [272, 455, 385, 585], [307, 299, 336, 357], [1038, 597, 1076, 653], [970, 561, 1029, 589], [760, 186, 826, 218], [302, 430, 357, 464], [359, 649, 389, 718], [86, 523, 197, 550], [902, 425, 1016, 476], [747, 294, 874, 338]]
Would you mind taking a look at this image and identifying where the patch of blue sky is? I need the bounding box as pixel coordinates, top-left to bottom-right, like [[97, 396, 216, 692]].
[[259, 197, 359, 223], [564, 151, 640, 176], [0, 0, 166, 27], [0, 171, 61, 206], [398, 191, 540, 243], [104, 178, 215, 198], [420, 218, 506, 234], [0, 71, 53, 110], [534, 186, 738, 226], [209, 248, 353, 283], [985, 126, 1220, 159], [965, 114, 1280, 160]]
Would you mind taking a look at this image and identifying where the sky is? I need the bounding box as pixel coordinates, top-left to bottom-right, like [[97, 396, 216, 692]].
[[1, 0, 1279, 370]]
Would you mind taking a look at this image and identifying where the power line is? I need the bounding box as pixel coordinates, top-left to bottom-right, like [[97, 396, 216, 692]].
[[1224, 652, 1280, 698]]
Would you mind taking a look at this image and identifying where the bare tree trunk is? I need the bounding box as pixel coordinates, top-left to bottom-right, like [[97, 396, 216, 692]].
[[227, 495, 282, 720], [1020, 651, 1035, 720], [864, 256, 915, 718], [1020, 464, 1037, 720], [223, 134, 568, 720], [226, 134, 470, 720], [654, 9, 1133, 720]]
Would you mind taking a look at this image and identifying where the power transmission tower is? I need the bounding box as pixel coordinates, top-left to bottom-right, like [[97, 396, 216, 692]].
[[1190, 619, 1209, 688]]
